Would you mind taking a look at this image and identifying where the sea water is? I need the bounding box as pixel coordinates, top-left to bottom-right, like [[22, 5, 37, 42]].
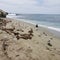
[[7, 14, 60, 32]]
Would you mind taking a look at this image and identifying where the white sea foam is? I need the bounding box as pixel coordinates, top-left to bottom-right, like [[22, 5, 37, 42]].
[[47, 27, 60, 32], [7, 14, 16, 18], [8, 14, 16, 16], [39, 24, 60, 32]]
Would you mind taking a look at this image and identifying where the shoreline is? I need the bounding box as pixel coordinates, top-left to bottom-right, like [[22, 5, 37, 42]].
[[8, 18, 60, 38], [7, 14, 60, 32]]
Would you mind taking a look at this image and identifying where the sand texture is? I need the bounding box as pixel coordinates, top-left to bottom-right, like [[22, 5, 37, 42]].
[[0, 18, 60, 60]]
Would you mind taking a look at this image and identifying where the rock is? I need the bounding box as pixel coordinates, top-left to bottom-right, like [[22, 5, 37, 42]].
[[48, 42, 52, 47], [47, 42, 52, 47], [47, 40, 52, 47], [0, 9, 8, 18]]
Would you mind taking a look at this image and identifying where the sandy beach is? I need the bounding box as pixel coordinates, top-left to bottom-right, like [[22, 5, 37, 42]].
[[0, 18, 60, 60]]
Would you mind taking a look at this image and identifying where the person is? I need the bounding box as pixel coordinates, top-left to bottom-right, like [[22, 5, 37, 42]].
[[36, 24, 38, 28]]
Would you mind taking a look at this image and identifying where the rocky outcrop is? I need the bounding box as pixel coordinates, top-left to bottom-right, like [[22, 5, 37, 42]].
[[0, 9, 8, 18]]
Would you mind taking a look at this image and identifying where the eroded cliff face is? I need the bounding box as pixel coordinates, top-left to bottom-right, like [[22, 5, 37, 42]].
[[0, 9, 8, 18]]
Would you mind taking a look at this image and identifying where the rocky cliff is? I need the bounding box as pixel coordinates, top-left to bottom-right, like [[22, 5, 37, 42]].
[[0, 9, 8, 18]]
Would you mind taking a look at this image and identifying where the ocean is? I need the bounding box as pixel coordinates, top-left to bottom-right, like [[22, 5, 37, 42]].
[[7, 14, 60, 32]]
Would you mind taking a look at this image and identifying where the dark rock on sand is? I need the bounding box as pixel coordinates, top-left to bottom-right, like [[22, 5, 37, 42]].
[[47, 40, 52, 47]]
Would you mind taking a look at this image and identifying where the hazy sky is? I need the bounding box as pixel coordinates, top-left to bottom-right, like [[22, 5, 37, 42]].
[[0, 0, 60, 14]]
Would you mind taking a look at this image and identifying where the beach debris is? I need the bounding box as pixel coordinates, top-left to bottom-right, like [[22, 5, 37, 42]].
[[36, 24, 38, 28], [47, 40, 52, 47]]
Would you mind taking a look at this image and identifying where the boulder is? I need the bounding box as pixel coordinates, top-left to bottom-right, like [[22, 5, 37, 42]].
[[0, 9, 8, 18]]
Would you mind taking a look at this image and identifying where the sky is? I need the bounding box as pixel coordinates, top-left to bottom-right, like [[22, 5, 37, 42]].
[[0, 0, 60, 14]]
